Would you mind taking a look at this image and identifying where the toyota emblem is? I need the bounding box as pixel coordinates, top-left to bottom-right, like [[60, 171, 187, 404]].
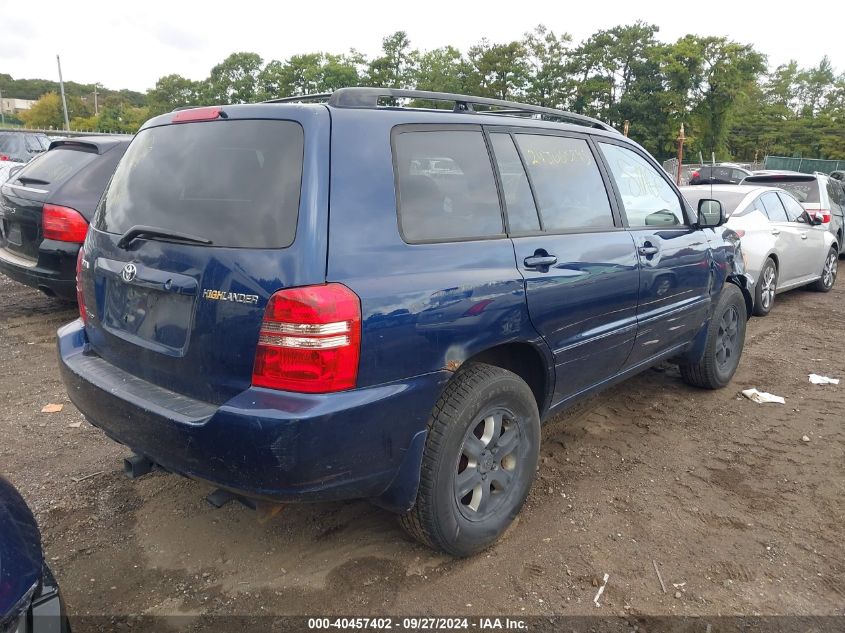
[[121, 263, 137, 282]]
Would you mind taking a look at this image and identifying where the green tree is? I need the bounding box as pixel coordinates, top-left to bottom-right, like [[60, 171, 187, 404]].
[[664, 35, 766, 158], [467, 39, 528, 100], [205, 52, 263, 104], [522, 25, 573, 108], [413, 46, 472, 97], [20, 92, 91, 129], [147, 74, 201, 116], [367, 31, 416, 88]]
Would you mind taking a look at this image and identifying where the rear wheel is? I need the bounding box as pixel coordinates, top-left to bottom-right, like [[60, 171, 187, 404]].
[[399, 363, 540, 557], [812, 247, 838, 292], [753, 258, 777, 317], [680, 283, 746, 389]]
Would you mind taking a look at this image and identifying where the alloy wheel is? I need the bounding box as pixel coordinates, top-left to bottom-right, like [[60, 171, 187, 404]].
[[455, 408, 522, 521], [823, 252, 838, 288], [760, 265, 776, 310], [715, 305, 740, 371]]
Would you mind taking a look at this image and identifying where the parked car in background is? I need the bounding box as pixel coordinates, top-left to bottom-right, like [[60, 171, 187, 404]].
[[59, 88, 751, 557], [681, 185, 838, 316], [0, 475, 68, 633], [0, 131, 51, 163], [829, 170, 844, 182], [0, 135, 130, 300], [689, 163, 751, 185], [741, 172, 845, 255]]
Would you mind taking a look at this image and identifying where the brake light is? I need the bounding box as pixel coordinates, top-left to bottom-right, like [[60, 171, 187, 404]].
[[252, 283, 361, 393], [172, 107, 223, 123], [692, 171, 699, 179], [76, 247, 87, 323], [42, 204, 88, 243], [818, 210, 832, 224], [0, 154, 9, 161]]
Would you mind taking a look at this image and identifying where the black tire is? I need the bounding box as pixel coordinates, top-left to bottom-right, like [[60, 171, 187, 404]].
[[680, 283, 746, 390], [752, 258, 777, 317], [811, 247, 838, 292], [399, 363, 540, 557]]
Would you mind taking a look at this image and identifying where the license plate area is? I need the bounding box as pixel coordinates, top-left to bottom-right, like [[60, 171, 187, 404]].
[[97, 258, 198, 356]]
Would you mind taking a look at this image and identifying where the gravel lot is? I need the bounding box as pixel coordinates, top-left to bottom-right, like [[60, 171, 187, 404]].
[[1, 272, 843, 628]]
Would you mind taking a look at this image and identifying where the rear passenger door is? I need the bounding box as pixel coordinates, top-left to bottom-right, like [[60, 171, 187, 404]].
[[489, 129, 640, 403], [595, 140, 712, 365], [759, 191, 803, 282]]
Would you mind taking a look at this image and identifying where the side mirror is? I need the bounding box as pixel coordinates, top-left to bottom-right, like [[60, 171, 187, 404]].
[[697, 199, 725, 228], [809, 211, 825, 226]]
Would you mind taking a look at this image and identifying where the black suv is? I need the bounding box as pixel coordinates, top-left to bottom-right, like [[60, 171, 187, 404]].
[[59, 89, 751, 556], [0, 135, 130, 300]]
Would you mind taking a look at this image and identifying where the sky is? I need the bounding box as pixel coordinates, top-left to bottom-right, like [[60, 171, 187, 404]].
[[1, 0, 842, 93]]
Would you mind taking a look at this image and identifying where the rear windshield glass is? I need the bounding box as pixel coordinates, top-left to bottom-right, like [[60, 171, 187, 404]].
[[95, 120, 304, 248], [681, 189, 749, 216], [13, 147, 97, 185], [745, 178, 819, 203]]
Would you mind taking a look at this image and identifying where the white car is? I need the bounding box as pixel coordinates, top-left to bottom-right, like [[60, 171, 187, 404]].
[[681, 185, 838, 316]]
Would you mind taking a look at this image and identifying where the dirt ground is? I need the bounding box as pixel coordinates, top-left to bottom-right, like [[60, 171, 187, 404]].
[[1, 271, 843, 627]]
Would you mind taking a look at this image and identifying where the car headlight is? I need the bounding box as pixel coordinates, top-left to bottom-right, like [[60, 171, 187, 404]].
[[0, 581, 37, 633]]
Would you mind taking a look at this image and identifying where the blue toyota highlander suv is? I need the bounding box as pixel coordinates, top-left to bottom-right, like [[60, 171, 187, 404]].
[[58, 88, 751, 556]]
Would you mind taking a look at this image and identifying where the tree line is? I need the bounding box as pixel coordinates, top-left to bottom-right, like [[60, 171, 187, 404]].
[[4, 24, 844, 160]]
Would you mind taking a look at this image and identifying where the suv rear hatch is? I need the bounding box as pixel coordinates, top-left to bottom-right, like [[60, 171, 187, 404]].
[[0, 144, 98, 263], [80, 106, 330, 404]]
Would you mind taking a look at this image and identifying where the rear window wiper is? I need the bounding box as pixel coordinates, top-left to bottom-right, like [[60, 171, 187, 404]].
[[117, 225, 213, 249], [16, 176, 50, 186]]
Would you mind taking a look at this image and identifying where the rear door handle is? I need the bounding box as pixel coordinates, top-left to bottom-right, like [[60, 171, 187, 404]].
[[800, 232, 808, 239], [771, 228, 781, 235], [638, 245, 659, 256], [523, 254, 558, 268]]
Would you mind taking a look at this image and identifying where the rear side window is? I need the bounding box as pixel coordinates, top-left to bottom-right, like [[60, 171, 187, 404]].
[[760, 192, 788, 222], [13, 147, 97, 186], [489, 133, 540, 233], [779, 193, 805, 221], [514, 134, 614, 231], [95, 120, 304, 249], [599, 142, 686, 227], [394, 129, 503, 242]]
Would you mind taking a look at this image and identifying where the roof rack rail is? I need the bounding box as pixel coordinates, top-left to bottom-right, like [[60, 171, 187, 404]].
[[263, 87, 617, 133], [264, 93, 333, 104]]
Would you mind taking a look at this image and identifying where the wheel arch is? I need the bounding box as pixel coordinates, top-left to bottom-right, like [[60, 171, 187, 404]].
[[463, 341, 553, 418]]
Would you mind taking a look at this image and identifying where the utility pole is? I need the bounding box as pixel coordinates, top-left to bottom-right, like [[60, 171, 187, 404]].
[[675, 123, 686, 185], [56, 55, 70, 131], [93, 83, 99, 115]]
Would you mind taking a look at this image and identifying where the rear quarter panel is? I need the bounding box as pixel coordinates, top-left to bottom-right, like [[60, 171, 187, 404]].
[[326, 108, 550, 389]]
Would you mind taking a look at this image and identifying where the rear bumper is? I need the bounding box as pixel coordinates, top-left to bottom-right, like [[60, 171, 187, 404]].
[[58, 319, 448, 510], [0, 240, 79, 300]]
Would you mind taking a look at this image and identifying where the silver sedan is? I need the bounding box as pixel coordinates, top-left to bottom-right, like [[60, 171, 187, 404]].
[[681, 185, 838, 316]]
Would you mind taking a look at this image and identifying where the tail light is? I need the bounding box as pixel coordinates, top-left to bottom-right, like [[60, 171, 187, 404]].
[[691, 171, 700, 179], [76, 247, 87, 323], [0, 154, 9, 161], [818, 209, 832, 224], [43, 204, 88, 243], [252, 283, 361, 393]]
